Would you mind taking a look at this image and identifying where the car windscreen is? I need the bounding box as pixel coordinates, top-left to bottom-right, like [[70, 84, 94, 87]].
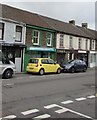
[[28, 59, 38, 63]]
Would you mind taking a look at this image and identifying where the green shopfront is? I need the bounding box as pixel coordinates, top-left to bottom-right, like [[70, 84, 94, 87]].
[[24, 47, 56, 71]]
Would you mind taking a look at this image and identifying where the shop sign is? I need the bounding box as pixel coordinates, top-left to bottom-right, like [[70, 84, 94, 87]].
[[57, 49, 65, 53]]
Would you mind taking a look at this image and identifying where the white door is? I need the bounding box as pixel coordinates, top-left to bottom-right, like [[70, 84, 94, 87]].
[[15, 58, 21, 73]]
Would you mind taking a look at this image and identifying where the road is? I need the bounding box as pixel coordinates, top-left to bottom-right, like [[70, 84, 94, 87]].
[[1, 69, 96, 119]]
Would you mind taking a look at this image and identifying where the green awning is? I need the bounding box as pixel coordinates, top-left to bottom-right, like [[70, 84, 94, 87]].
[[27, 47, 56, 52]]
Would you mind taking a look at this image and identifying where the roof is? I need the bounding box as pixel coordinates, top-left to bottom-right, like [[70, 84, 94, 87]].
[[0, 4, 97, 39], [0, 4, 53, 30], [77, 26, 96, 40], [39, 15, 90, 38]]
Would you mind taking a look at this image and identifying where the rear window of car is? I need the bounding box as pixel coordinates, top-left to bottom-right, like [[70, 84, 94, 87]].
[[28, 59, 38, 63]]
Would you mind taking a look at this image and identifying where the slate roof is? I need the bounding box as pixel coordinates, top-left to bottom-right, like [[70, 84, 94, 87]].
[[0, 4, 97, 40], [0, 4, 53, 30], [77, 26, 96, 40], [39, 15, 90, 38]]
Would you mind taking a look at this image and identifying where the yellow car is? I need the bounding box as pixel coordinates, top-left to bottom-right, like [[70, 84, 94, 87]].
[[26, 58, 61, 75]]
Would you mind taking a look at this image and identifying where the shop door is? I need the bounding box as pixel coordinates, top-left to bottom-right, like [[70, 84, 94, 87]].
[[57, 53, 65, 64], [15, 49, 22, 72]]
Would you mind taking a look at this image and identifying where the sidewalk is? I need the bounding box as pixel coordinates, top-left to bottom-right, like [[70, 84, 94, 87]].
[[15, 67, 96, 76]]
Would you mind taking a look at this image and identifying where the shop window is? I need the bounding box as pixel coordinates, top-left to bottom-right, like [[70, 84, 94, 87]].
[[47, 33, 52, 46], [32, 30, 40, 45], [60, 34, 64, 47], [0, 22, 4, 40], [27, 51, 41, 59], [15, 26, 22, 42]]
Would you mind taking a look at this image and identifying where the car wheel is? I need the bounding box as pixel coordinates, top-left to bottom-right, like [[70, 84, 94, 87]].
[[57, 68, 61, 74], [39, 69, 44, 75], [4, 69, 13, 79], [83, 66, 87, 72], [70, 67, 75, 73]]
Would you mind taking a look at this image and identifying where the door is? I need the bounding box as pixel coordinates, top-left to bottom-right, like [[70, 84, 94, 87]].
[[15, 48, 22, 72]]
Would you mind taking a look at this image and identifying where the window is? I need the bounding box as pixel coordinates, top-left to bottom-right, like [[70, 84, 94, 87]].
[[41, 59, 48, 64], [69, 36, 73, 48], [15, 26, 22, 42], [60, 34, 64, 47], [86, 39, 88, 50], [48, 59, 54, 64], [78, 38, 82, 49], [91, 40, 95, 49], [32, 30, 40, 45], [28, 59, 38, 63], [47, 33, 52, 46], [0, 50, 2, 61], [0, 23, 4, 40]]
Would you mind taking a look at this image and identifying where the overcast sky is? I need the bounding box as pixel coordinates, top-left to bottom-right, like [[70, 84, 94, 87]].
[[0, 0, 96, 30]]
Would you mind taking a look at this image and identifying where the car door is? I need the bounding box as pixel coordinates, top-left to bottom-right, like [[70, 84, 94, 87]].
[[41, 59, 50, 73], [47, 59, 57, 72], [74, 60, 81, 71]]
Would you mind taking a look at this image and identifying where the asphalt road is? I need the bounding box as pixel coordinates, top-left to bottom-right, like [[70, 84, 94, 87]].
[[1, 69, 96, 119]]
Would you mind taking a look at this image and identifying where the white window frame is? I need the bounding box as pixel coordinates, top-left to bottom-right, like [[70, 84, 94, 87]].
[[91, 40, 95, 50], [69, 36, 73, 48], [47, 33, 52, 46], [59, 34, 64, 47], [33, 30, 40, 45], [78, 38, 82, 49], [86, 39, 88, 50]]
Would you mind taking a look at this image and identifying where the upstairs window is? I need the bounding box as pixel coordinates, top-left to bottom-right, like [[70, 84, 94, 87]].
[[0, 22, 4, 40], [78, 38, 82, 49], [15, 26, 22, 42], [69, 36, 73, 48], [47, 33, 52, 46], [60, 34, 64, 47], [91, 40, 95, 50], [32, 30, 40, 45], [86, 39, 88, 50]]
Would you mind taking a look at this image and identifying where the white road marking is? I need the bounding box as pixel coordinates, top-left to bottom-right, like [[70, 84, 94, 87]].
[[87, 95, 95, 99], [68, 109, 93, 119], [75, 97, 86, 101], [44, 104, 58, 109], [55, 108, 68, 114], [33, 114, 51, 119], [54, 105, 93, 119], [3, 115, 16, 119], [21, 109, 39, 115], [61, 100, 74, 104]]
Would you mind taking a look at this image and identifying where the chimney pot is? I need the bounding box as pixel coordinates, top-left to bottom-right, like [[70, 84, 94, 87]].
[[82, 23, 88, 28], [69, 20, 75, 25]]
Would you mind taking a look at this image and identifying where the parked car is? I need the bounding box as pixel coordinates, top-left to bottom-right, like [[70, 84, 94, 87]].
[[26, 58, 61, 75], [0, 58, 16, 79], [60, 59, 87, 73]]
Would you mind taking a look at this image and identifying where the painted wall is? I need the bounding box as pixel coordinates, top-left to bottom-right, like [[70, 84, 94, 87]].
[[56, 33, 90, 51], [0, 19, 26, 44]]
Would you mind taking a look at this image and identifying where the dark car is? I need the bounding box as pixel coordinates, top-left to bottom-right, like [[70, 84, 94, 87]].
[[60, 59, 87, 73]]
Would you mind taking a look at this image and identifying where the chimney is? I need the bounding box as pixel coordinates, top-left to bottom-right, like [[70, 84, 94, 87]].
[[82, 23, 88, 28], [69, 20, 75, 25]]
